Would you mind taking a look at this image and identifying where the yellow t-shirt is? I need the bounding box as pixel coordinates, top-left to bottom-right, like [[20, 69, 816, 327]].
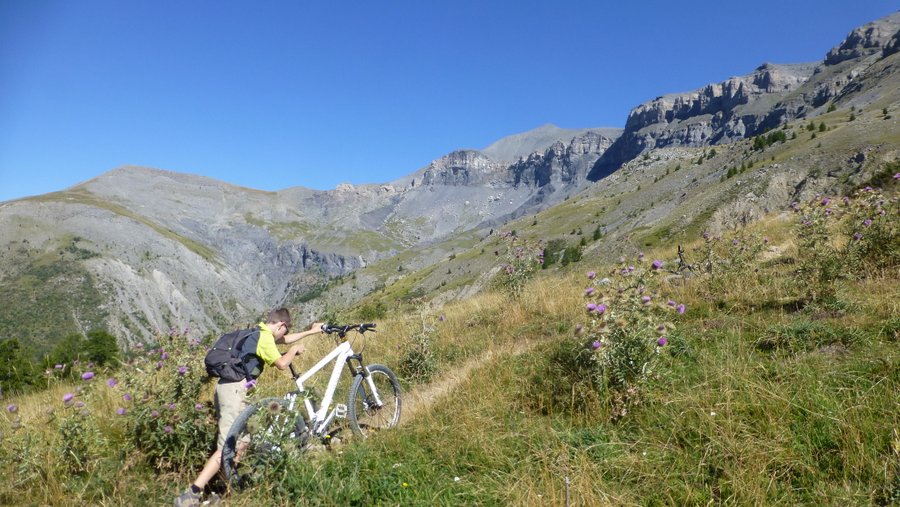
[[255, 322, 282, 366]]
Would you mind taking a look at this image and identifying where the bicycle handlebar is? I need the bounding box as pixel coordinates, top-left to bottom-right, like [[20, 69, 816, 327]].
[[320, 323, 376, 337]]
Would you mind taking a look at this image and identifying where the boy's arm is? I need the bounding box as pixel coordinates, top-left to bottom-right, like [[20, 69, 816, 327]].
[[273, 343, 305, 370], [278, 322, 325, 344]]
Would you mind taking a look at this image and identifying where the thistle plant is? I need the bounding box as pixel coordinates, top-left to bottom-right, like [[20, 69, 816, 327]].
[[493, 232, 544, 299], [118, 328, 217, 472], [563, 260, 685, 418]]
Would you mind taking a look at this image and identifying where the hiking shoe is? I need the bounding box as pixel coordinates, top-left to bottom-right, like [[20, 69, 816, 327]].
[[201, 492, 222, 505], [174, 488, 201, 507]]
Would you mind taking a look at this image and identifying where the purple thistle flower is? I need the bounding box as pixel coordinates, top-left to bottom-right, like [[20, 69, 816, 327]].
[[628, 266, 635, 272], [439, 315, 445, 322], [595, 304, 607, 315], [892, 172, 900, 180], [155, 361, 163, 370], [587, 271, 596, 280], [75, 401, 85, 408], [732, 239, 739, 246], [676, 304, 686, 315], [667, 300, 676, 307], [177, 366, 187, 376], [642, 296, 651, 304], [123, 393, 132, 402], [195, 403, 205, 411], [54, 364, 63, 369], [842, 196, 850, 204], [638, 252, 645, 260], [585, 287, 595, 296], [167, 403, 177, 411], [592, 340, 603, 350], [864, 186, 873, 192], [863, 219, 872, 227], [116, 408, 126, 416], [821, 197, 830, 206], [6, 404, 16, 413], [703, 231, 710, 240], [151, 410, 159, 418], [81, 371, 94, 381], [657, 324, 666, 332], [651, 260, 662, 270], [164, 425, 173, 434], [160, 352, 168, 360], [106, 378, 118, 388], [657, 337, 668, 347], [853, 232, 863, 241], [63, 393, 75, 403]]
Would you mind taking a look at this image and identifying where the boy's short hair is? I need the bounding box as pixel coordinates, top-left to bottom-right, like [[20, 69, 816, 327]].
[[266, 308, 291, 329]]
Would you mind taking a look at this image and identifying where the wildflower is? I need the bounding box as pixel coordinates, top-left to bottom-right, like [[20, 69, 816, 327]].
[[63, 393, 74, 403], [54, 364, 63, 370], [642, 296, 651, 304], [81, 371, 95, 381], [592, 340, 603, 350], [821, 197, 830, 206], [676, 304, 686, 315], [587, 271, 596, 280], [75, 401, 85, 408], [439, 315, 445, 322], [586, 303, 597, 312], [894, 173, 900, 181], [854, 232, 863, 241], [123, 393, 132, 401], [151, 410, 159, 418], [106, 378, 118, 388], [167, 403, 177, 411], [195, 403, 205, 411], [863, 219, 872, 227], [6, 404, 16, 413], [155, 361, 163, 370], [164, 425, 173, 434], [732, 239, 739, 246], [667, 300, 676, 307], [657, 337, 668, 347], [651, 260, 662, 270], [267, 401, 282, 414], [595, 304, 607, 315], [657, 324, 666, 332], [177, 366, 187, 376], [116, 408, 126, 416], [585, 287, 595, 296], [703, 231, 710, 240], [574, 324, 583, 334], [160, 352, 169, 360]]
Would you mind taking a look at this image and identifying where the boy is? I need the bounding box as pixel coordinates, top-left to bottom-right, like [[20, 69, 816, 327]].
[[175, 308, 324, 507]]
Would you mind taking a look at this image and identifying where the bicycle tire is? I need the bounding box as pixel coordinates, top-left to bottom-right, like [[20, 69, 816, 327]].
[[347, 364, 402, 438], [221, 397, 306, 490]]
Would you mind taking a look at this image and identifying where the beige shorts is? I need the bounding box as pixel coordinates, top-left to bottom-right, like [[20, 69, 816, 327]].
[[215, 381, 250, 450]]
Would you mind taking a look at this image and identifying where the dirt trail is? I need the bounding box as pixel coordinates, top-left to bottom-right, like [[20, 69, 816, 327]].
[[399, 338, 538, 425]]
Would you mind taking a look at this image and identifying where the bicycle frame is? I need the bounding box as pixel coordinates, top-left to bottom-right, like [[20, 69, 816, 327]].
[[285, 340, 385, 436]]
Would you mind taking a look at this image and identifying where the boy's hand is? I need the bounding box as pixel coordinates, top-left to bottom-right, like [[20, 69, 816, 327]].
[[309, 322, 325, 333]]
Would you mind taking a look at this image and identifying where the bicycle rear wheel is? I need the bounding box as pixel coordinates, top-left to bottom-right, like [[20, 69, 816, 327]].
[[221, 397, 307, 490], [347, 364, 401, 438]]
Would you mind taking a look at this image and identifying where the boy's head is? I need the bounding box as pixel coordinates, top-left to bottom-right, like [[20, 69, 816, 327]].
[[266, 307, 292, 337]]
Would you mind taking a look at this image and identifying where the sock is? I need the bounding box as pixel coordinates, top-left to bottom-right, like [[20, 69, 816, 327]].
[[190, 485, 202, 495]]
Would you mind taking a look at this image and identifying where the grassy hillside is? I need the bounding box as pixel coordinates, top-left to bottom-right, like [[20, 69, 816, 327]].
[[1, 178, 897, 505]]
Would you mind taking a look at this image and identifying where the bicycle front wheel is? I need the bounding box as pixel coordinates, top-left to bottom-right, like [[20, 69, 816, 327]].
[[221, 397, 306, 490], [347, 364, 402, 438]]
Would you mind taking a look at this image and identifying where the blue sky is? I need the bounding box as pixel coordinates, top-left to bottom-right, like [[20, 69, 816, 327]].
[[0, 1, 894, 201]]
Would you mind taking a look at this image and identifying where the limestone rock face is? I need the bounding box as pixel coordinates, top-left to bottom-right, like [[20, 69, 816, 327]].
[[825, 11, 900, 65]]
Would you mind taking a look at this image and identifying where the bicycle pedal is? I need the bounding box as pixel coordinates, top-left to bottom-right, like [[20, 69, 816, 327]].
[[334, 403, 348, 418]]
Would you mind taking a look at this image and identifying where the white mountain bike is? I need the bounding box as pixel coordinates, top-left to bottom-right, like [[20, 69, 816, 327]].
[[221, 323, 402, 489]]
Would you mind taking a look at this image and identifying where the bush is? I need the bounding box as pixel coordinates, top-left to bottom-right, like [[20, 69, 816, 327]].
[[493, 232, 544, 299]]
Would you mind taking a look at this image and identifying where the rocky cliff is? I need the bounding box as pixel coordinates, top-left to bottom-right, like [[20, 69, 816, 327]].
[[588, 11, 900, 181]]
